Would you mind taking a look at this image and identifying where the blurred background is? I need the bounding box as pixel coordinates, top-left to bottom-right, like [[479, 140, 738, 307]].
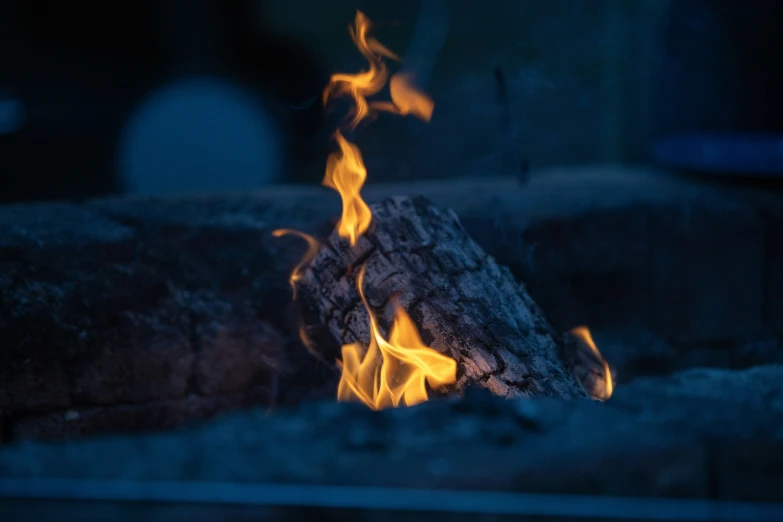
[[1, 0, 782, 202]]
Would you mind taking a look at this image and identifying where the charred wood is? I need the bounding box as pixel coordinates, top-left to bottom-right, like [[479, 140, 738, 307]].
[[297, 196, 588, 400]]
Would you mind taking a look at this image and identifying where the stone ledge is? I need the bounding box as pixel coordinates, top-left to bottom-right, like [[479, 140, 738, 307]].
[[393, 166, 779, 341], [1, 365, 781, 502], [1, 165, 781, 439]]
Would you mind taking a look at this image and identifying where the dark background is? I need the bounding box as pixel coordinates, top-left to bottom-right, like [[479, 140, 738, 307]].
[[1, 0, 781, 202]]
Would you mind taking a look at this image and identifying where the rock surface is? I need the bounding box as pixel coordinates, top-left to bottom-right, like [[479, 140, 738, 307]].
[[1, 167, 781, 441], [1, 365, 782, 504]]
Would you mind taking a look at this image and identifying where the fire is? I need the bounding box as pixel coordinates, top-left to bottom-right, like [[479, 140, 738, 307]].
[[374, 72, 435, 122], [323, 10, 435, 127], [338, 264, 457, 409], [570, 326, 613, 400], [271, 229, 322, 357], [388, 72, 434, 121], [275, 9, 453, 411], [322, 130, 372, 246], [271, 229, 321, 299], [320, 10, 435, 247], [322, 10, 399, 130]]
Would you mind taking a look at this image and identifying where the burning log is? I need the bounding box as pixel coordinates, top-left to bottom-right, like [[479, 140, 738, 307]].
[[280, 9, 601, 406], [566, 327, 616, 401], [297, 195, 589, 402]]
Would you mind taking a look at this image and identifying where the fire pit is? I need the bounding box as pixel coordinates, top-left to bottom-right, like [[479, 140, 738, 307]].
[[2, 10, 783, 522]]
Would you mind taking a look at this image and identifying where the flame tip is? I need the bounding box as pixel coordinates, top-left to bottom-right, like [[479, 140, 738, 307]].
[[570, 326, 613, 400]]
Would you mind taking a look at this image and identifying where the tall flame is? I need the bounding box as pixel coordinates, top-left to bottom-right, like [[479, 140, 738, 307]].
[[338, 264, 457, 410], [322, 130, 372, 246], [320, 10, 435, 247], [570, 326, 613, 400], [275, 10, 449, 411]]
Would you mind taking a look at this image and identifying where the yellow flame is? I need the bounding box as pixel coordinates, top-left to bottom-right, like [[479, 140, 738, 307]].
[[322, 10, 398, 130], [272, 228, 323, 356], [324, 10, 435, 128], [271, 229, 321, 299], [322, 130, 373, 246], [320, 11, 435, 247], [278, 10, 446, 410], [388, 71, 434, 122], [337, 264, 457, 410], [371, 72, 434, 122], [570, 326, 613, 400]]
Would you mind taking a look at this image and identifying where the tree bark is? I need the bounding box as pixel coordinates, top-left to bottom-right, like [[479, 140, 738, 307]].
[[298, 196, 588, 399]]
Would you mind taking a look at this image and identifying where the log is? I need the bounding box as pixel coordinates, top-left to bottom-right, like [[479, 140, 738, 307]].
[[562, 329, 617, 401], [297, 195, 588, 399]]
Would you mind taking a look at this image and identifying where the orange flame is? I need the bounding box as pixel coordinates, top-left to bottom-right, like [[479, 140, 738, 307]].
[[338, 264, 457, 409], [322, 130, 372, 246], [371, 72, 434, 122], [276, 10, 446, 410], [388, 71, 435, 122], [271, 229, 321, 299], [322, 10, 399, 130], [320, 10, 435, 247], [324, 10, 435, 128], [272, 229, 323, 357], [570, 326, 613, 400]]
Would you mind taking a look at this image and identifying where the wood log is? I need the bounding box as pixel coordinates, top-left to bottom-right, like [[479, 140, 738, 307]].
[[298, 195, 588, 399], [562, 330, 617, 401]]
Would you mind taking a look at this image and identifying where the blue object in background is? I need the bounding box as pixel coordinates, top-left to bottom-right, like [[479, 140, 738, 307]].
[[117, 77, 284, 196], [0, 93, 25, 135]]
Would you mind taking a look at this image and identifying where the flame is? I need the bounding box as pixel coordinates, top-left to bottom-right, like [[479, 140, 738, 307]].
[[324, 10, 435, 128], [388, 72, 434, 122], [322, 10, 399, 130], [570, 326, 613, 400], [372, 72, 434, 122], [320, 10, 434, 247], [337, 264, 457, 410], [322, 130, 372, 246], [275, 10, 446, 410], [272, 229, 323, 358], [271, 229, 321, 299]]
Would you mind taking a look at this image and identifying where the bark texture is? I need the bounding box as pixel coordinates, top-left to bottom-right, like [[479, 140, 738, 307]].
[[298, 196, 588, 399]]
